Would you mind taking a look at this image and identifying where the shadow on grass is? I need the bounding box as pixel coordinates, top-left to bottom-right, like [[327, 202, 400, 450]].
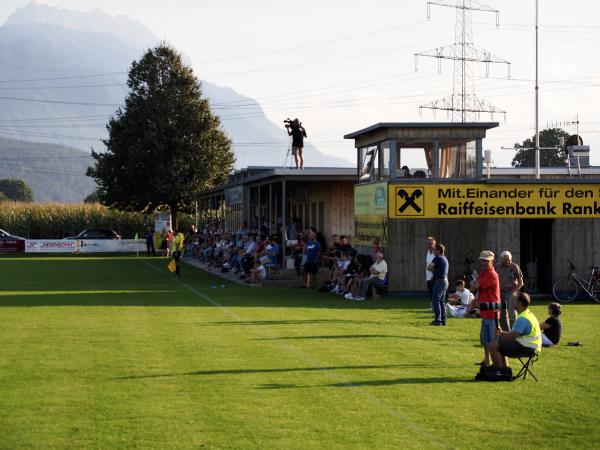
[[115, 363, 448, 380], [257, 376, 470, 389]]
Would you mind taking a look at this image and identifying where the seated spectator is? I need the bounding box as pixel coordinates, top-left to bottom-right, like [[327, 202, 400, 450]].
[[447, 279, 475, 318], [259, 236, 280, 267], [487, 292, 542, 375], [348, 251, 387, 301], [540, 302, 562, 347], [330, 252, 351, 293], [247, 260, 267, 285]]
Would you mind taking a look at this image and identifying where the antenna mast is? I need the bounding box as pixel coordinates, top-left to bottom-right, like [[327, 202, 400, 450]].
[[415, 0, 511, 121]]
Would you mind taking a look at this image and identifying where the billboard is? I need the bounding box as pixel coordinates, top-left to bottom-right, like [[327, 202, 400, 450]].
[[25, 240, 77, 253], [354, 182, 388, 246], [389, 183, 600, 219]]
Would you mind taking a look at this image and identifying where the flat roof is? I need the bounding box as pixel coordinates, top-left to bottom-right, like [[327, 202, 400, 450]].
[[344, 122, 499, 139], [196, 166, 356, 197]]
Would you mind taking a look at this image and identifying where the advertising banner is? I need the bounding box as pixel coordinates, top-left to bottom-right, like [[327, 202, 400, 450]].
[[354, 182, 388, 246], [389, 183, 600, 219], [77, 239, 145, 253], [0, 239, 25, 253], [25, 240, 77, 253]]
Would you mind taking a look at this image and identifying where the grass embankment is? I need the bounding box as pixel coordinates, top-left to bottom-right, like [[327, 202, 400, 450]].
[[0, 256, 598, 449]]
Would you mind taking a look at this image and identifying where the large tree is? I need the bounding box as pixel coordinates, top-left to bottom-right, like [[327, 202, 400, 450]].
[[0, 179, 34, 202], [511, 128, 570, 168], [87, 44, 234, 228]]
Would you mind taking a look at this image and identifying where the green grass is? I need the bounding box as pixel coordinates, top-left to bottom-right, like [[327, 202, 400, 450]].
[[0, 256, 599, 449]]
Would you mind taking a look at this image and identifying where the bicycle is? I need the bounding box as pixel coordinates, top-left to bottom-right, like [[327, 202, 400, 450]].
[[552, 260, 600, 303]]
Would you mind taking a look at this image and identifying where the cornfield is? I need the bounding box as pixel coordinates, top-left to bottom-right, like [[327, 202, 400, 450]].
[[0, 202, 194, 239]]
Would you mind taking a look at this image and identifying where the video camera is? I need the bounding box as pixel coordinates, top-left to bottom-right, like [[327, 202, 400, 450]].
[[284, 118, 300, 129]]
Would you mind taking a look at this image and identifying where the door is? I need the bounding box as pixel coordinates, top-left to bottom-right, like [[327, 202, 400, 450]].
[[520, 219, 553, 294]]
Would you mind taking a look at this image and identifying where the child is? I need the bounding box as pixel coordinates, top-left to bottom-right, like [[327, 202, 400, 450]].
[[247, 260, 267, 285], [540, 302, 562, 347], [447, 279, 475, 318]]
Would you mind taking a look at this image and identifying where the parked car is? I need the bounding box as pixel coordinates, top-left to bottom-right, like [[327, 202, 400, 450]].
[[64, 229, 121, 240], [0, 228, 25, 241], [0, 228, 25, 253]]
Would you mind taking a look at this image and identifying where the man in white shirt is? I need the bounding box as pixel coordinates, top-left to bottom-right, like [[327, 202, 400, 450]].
[[425, 236, 436, 305], [447, 279, 475, 318]]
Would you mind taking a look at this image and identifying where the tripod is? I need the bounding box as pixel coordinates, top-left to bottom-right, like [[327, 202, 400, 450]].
[[282, 137, 293, 170]]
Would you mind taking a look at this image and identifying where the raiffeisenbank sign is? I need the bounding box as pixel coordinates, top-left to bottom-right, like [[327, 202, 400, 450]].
[[389, 183, 600, 219]]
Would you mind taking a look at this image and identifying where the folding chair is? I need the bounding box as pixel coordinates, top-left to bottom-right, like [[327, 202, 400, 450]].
[[513, 352, 539, 381]]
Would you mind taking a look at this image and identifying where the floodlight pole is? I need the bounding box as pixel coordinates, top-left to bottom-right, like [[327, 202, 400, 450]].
[[535, 0, 540, 179]]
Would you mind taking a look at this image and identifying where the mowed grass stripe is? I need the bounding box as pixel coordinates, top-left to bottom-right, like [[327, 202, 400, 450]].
[[0, 256, 599, 449]]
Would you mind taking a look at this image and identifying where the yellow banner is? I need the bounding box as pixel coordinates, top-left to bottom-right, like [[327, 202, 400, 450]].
[[354, 182, 387, 215], [354, 214, 387, 246], [388, 184, 600, 219]]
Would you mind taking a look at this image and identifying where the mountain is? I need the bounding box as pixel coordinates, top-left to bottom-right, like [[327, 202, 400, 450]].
[[0, 136, 95, 202], [0, 2, 350, 177]]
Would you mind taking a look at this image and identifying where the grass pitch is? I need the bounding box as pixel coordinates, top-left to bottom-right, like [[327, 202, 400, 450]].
[[0, 256, 599, 449]]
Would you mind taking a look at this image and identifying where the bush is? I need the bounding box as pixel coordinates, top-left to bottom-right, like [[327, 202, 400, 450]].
[[0, 203, 194, 239]]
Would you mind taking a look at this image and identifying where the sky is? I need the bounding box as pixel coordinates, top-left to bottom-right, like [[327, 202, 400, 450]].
[[1, 0, 599, 167]]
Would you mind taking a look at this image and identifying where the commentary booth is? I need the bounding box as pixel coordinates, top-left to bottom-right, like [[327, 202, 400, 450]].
[[345, 122, 600, 294]]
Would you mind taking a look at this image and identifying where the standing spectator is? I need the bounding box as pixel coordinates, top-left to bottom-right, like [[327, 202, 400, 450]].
[[352, 251, 387, 301], [471, 251, 501, 368], [427, 244, 449, 326], [167, 228, 174, 257], [143, 226, 156, 257], [160, 227, 169, 257], [302, 231, 321, 289], [425, 237, 436, 304], [540, 302, 563, 347], [495, 250, 524, 331], [172, 229, 185, 278], [373, 237, 382, 255], [293, 232, 305, 277]]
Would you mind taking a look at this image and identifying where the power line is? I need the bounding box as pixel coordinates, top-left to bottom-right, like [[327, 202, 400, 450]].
[[0, 95, 120, 107], [0, 72, 127, 84], [0, 83, 126, 90]]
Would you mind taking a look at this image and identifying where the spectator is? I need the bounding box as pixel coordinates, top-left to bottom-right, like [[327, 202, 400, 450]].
[[425, 236, 436, 304], [487, 292, 542, 375], [293, 232, 305, 277], [339, 251, 359, 296], [447, 279, 475, 318], [351, 251, 387, 301], [428, 243, 449, 326], [259, 236, 280, 267], [167, 228, 174, 257], [302, 231, 321, 289], [471, 250, 501, 368], [238, 234, 257, 276], [160, 227, 169, 257], [143, 226, 156, 257], [373, 237, 382, 255], [495, 250, 524, 331], [172, 229, 185, 278], [247, 260, 267, 285], [540, 302, 562, 347]]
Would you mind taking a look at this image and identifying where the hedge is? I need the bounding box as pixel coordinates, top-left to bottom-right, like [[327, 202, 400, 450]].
[[0, 202, 194, 239]]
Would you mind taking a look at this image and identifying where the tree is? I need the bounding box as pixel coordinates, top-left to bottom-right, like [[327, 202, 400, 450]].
[[0, 179, 34, 202], [83, 191, 99, 204], [87, 43, 235, 228], [511, 128, 570, 168]]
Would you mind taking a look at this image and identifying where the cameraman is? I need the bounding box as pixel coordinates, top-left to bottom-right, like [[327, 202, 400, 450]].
[[285, 118, 307, 169]]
